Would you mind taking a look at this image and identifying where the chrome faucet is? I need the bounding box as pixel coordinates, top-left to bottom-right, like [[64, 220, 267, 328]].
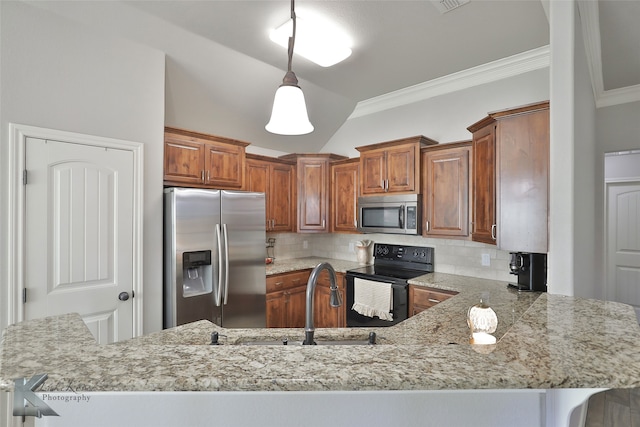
[[303, 262, 343, 345]]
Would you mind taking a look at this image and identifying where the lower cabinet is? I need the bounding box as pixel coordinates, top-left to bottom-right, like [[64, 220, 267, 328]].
[[266, 270, 346, 328], [314, 271, 346, 328], [408, 285, 458, 317]]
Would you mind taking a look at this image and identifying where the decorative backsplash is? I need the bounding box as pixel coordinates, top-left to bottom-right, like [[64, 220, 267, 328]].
[[266, 232, 514, 282]]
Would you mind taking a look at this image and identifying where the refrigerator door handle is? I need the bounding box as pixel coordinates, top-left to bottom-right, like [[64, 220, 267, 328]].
[[222, 223, 230, 305], [214, 224, 224, 307]]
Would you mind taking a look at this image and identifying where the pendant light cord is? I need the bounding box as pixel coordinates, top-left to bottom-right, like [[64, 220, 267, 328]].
[[287, 0, 296, 73]]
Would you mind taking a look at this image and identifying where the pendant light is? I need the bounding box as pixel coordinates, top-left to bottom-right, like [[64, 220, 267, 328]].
[[265, 0, 314, 135]]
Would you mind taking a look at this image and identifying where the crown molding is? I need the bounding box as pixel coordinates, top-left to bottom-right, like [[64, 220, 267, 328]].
[[349, 45, 550, 119], [596, 84, 640, 108], [578, 0, 640, 108]]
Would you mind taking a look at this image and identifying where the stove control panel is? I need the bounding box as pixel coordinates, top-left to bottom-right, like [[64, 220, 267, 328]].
[[374, 243, 433, 265]]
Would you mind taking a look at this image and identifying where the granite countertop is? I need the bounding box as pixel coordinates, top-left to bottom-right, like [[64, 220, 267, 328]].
[[3, 259, 640, 393], [265, 257, 363, 275]]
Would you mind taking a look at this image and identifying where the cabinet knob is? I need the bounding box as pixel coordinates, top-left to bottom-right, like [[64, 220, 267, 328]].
[[118, 292, 130, 301]]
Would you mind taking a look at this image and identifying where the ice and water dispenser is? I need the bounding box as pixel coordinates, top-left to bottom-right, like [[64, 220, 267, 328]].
[[182, 250, 212, 297]]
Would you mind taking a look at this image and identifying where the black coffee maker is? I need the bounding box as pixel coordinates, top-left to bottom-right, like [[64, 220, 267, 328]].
[[508, 252, 547, 292]]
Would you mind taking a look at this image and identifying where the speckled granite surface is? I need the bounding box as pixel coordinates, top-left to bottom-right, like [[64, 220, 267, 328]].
[[265, 257, 364, 275], [2, 261, 640, 393]]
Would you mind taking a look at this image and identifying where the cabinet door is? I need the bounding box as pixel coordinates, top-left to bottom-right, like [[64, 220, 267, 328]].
[[472, 125, 497, 245], [204, 141, 244, 189], [245, 159, 269, 193], [497, 109, 549, 252], [164, 136, 205, 185], [360, 150, 387, 195], [297, 158, 329, 232], [313, 271, 345, 328], [286, 286, 307, 328], [331, 161, 359, 233], [386, 144, 416, 193], [270, 163, 295, 232], [246, 159, 270, 225], [423, 145, 470, 238], [266, 291, 287, 328]]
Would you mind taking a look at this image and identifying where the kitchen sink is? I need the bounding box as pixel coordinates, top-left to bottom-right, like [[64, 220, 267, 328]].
[[235, 332, 377, 346]]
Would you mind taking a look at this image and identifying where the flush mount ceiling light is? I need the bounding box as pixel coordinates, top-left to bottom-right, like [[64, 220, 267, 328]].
[[266, 0, 314, 135], [269, 14, 352, 67]]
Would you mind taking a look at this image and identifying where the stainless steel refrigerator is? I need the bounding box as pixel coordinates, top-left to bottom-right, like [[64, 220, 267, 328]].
[[164, 187, 266, 328]]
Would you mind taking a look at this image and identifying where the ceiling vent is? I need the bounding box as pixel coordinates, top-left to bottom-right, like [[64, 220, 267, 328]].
[[430, 0, 471, 14]]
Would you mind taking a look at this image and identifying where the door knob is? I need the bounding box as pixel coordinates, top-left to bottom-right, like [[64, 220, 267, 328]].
[[118, 292, 130, 301]]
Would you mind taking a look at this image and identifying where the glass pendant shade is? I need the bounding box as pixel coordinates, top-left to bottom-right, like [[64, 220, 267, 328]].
[[265, 74, 314, 135]]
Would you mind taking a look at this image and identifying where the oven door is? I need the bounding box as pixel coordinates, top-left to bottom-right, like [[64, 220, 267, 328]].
[[345, 273, 408, 327]]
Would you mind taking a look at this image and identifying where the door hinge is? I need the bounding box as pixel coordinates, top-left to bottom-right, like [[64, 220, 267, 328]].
[[23, 169, 27, 185], [23, 288, 27, 303]]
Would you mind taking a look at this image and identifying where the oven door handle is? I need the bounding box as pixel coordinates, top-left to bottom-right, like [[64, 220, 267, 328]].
[[399, 205, 404, 229]]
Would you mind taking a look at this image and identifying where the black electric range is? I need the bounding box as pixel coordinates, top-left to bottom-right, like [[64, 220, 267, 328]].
[[345, 243, 434, 327]]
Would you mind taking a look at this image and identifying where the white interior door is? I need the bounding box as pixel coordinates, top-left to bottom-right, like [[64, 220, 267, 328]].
[[24, 137, 135, 343], [606, 182, 640, 318]]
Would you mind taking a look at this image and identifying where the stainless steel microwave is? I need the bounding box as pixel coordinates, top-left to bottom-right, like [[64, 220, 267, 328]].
[[357, 194, 421, 235]]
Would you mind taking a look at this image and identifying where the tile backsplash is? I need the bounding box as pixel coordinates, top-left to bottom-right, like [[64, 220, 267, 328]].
[[266, 232, 514, 282]]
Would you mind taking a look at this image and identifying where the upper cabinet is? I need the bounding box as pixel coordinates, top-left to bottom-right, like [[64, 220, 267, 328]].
[[467, 101, 550, 252], [164, 127, 247, 189], [421, 141, 472, 239], [245, 154, 296, 232], [356, 136, 438, 195], [330, 158, 360, 233], [468, 118, 497, 245], [280, 153, 347, 233]]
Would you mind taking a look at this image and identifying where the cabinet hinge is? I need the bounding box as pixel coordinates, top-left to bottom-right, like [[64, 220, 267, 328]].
[[23, 169, 27, 185]]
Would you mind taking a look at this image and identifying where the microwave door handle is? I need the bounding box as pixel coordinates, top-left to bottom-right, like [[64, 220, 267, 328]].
[[399, 205, 404, 229]]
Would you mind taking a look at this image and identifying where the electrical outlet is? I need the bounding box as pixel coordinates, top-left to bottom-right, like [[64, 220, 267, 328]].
[[349, 242, 355, 252], [303, 240, 308, 249], [481, 253, 491, 267]]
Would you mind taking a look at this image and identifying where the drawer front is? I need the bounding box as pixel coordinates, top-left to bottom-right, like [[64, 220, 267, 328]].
[[315, 271, 345, 290], [412, 287, 457, 308], [267, 270, 310, 293]]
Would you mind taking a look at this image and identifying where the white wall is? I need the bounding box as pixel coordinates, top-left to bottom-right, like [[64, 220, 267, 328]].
[[548, 0, 576, 296], [0, 2, 166, 334], [596, 101, 640, 150], [572, 3, 599, 299], [321, 69, 550, 158]]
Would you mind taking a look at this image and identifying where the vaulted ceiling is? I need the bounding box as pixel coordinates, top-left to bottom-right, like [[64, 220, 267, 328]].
[[30, 1, 640, 153]]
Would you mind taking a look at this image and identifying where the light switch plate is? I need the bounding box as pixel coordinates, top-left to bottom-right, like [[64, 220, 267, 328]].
[[303, 240, 308, 249]]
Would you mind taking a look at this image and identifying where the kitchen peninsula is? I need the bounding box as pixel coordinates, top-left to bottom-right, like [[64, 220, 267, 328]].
[[3, 262, 640, 426]]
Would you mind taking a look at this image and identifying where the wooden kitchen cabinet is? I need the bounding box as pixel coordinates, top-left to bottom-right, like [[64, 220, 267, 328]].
[[494, 102, 550, 253], [314, 271, 346, 328], [330, 158, 360, 233], [164, 127, 247, 189], [266, 269, 345, 328], [356, 136, 437, 195], [467, 101, 550, 252], [245, 154, 295, 232], [408, 285, 458, 317], [280, 154, 347, 233], [468, 118, 497, 245], [266, 270, 309, 328], [421, 141, 472, 239]]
